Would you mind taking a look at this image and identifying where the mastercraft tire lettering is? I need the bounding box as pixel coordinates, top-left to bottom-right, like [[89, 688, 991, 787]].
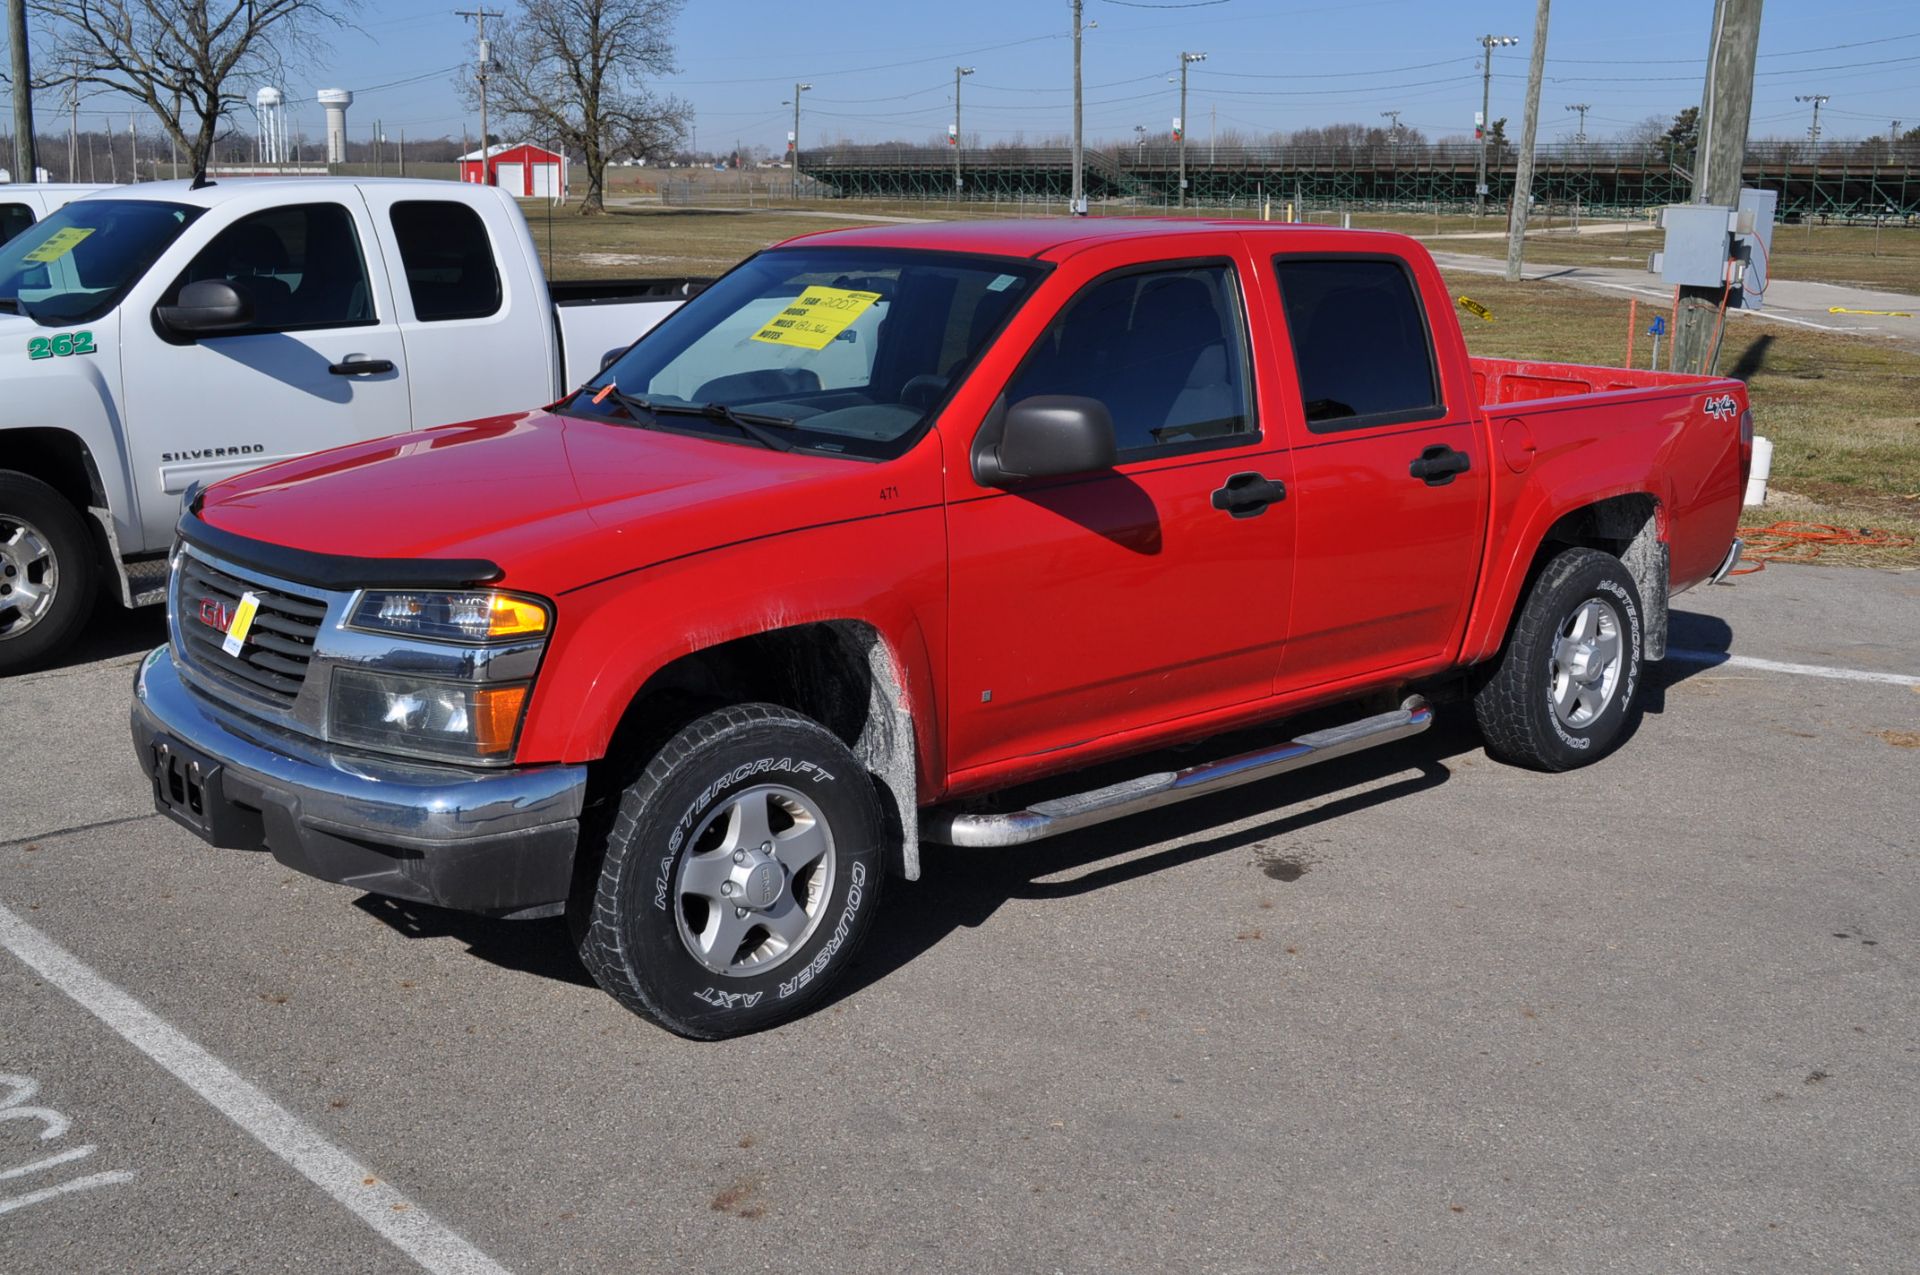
[[574, 703, 886, 1039]]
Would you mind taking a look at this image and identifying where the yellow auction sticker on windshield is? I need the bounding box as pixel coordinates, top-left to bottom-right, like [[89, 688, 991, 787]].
[[22, 226, 96, 264], [751, 285, 882, 350]]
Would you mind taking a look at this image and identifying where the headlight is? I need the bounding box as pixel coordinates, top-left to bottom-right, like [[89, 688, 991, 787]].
[[347, 589, 549, 644], [329, 668, 530, 763]]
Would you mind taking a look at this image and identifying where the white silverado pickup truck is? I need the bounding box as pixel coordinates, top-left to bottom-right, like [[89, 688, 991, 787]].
[[0, 177, 703, 672]]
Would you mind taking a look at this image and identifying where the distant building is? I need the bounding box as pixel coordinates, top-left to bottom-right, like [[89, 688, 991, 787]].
[[457, 142, 569, 200]]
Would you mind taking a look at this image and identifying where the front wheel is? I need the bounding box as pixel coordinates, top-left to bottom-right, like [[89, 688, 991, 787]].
[[1473, 546, 1645, 772], [0, 471, 98, 676], [574, 703, 887, 1039]]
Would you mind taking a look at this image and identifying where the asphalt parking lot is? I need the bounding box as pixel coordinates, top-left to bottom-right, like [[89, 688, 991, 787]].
[[2, 563, 1916, 1274]]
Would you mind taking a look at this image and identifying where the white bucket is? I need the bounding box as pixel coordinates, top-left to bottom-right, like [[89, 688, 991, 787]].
[[1744, 435, 1773, 507]]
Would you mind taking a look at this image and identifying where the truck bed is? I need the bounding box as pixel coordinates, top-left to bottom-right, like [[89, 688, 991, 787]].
[[550, 277, 710, 389], [1471, 356, 1722, 407]]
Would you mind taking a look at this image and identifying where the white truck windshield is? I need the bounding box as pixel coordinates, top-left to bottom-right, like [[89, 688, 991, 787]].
[[0, 200, 203, 325]]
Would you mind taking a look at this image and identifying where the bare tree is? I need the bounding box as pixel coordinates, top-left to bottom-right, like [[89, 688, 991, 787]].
[[29, 0, 342, 175], [479, 0, 689, 215]]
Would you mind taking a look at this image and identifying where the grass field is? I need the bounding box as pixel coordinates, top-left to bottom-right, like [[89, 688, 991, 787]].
[[526, 203, 1919, 567]]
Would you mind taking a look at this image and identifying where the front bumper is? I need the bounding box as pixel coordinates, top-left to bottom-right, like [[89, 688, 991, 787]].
[[131, 647, 586, 918]]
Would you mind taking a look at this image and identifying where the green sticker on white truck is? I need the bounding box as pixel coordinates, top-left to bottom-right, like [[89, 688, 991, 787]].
[[26, 331, 97, 360]]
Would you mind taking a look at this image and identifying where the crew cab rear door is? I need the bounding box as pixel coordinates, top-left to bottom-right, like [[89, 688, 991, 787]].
[[943, 236, 1296, 774], [119, 190, 412, 548], [1264, 250, 1489, 691]]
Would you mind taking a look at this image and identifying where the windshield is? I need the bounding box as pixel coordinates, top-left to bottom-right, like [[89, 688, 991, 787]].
[[0, 199, 203, 325], [566, 247, 1045, 459]]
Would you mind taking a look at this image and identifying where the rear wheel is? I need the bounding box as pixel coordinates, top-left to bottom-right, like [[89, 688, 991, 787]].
[[1473, 546, 1644, 772], [0, 472, 97, 676], [574, 703, 886, 1039]]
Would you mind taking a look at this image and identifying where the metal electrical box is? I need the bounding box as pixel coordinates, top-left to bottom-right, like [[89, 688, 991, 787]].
[[1734, 187, 1777, 309], [1651, 204, 1737, 287]]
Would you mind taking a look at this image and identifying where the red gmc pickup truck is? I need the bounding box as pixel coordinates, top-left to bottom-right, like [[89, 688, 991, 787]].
[[131, 219, 1749, 1038]]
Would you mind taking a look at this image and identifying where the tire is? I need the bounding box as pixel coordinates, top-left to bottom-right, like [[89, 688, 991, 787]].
[[0, 471, 98, 676], [574, 703, 887, 1039], [1473, 546, 1644, 772]]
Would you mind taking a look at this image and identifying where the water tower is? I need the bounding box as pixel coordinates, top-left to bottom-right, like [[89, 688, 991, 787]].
[[255, 87, 287, 165], [318, 88, 353, 165]]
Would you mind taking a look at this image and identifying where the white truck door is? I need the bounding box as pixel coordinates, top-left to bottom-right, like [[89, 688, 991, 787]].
[[119, 196, 412, 547], [356, 186, 558, 427]]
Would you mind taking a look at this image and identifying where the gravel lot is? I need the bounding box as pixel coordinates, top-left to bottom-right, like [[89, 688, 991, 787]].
[[2, 563, 1916, 1274]]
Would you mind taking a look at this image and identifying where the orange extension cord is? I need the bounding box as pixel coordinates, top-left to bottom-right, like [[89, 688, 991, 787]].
[[1730, 521, 1916, 575]]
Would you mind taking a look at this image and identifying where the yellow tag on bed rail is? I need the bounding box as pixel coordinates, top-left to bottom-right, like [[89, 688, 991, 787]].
[[1457, 295, 1494, 322], [222, 592, 260, 657], [751, 286, 882, 350]]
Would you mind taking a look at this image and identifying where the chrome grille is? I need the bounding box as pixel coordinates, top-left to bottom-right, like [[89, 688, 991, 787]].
[[174, 551, 329, 708]]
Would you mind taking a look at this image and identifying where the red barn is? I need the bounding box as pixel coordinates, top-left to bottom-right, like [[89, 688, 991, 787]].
[[458, 142, 569, 200]]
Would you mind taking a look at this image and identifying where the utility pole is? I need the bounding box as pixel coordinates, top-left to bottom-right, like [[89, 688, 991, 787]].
[[1133, 123, 1145, 163], [1504, 0, 1551, 282], [1177, 50, 1205, 209], [1795, 92, 1828, 153], [7, 0, 36, 181], [1381, 109, 1402, 162], [1565, 102, 1590, 144], [1475, 33, 1518, 216], [952, 65, 973, 195], [785, 82, 810, 198], [1070, 0, 1091, 215], [456, 8, 503, 184], [1674, 0, 1762, 375]]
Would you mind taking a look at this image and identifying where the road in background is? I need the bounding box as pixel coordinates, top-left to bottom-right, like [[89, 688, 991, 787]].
[[3, 563, 1917, 1273]]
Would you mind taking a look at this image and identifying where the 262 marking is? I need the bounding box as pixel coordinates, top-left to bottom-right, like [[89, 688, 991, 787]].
[[26, 331, 96, 360]]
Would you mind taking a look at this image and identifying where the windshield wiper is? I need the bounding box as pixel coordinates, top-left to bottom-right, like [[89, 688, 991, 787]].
[[581, 387, 800, 453]]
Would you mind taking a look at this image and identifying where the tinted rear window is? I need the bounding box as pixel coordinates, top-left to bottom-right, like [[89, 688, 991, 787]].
[[389, 201, 502, 321], [0, 203, 34, 248], [1273, 256, 1440, 431]]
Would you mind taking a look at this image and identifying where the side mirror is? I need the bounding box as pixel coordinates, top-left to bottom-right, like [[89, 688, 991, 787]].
[[975, 395, 1118, 486], [156, 279, 253, 336]]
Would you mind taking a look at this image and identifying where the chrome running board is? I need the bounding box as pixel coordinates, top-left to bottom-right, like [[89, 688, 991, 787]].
[[923, 696, 1433, 848]]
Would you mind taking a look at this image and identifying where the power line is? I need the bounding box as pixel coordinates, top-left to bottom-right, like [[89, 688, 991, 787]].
[[1549, 28, 1920, 64], [1202, 56, 1471, 80]]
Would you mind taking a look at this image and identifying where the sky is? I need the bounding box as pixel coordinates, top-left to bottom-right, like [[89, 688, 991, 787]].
[[15, 0, 1920, 152]]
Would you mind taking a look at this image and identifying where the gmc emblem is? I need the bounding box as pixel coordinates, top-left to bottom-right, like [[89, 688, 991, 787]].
[[198, 598, 234, 632]]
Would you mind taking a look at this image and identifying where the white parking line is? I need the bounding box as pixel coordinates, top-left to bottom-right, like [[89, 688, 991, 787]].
[[1666, 648, 1920, 688], [0, 902, 513, 1275]]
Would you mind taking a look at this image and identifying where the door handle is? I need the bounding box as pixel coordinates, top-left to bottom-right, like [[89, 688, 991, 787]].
[[1211, 471, 1287, 518], [329, 356, 395, 377], [1409, 444, 1471, 486]]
